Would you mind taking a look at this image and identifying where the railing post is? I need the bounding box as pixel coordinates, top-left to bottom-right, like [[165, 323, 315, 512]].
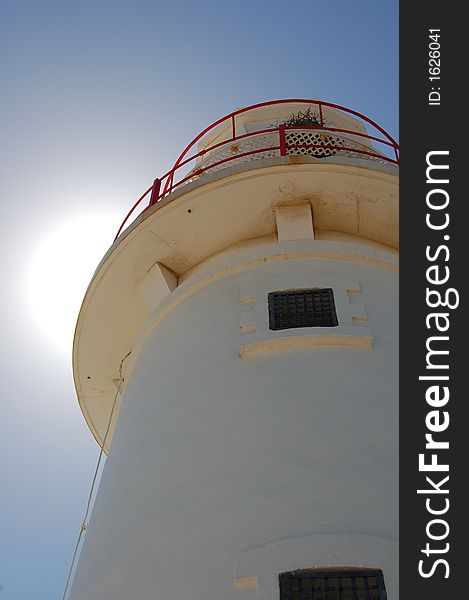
[[231, 115, 236, 140], [318, 102, 324, 126], [149, 178, 161, 206], [279, 124, 286, 156]]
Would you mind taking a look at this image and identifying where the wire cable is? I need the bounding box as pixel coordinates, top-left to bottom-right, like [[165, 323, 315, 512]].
[[62, 350, 132, 600]]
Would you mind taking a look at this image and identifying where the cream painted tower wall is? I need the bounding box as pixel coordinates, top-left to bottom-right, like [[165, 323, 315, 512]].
[[70, 101, 399, 600]]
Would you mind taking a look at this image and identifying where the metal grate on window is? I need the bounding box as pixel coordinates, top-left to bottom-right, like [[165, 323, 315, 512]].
[[268, 288, 338, 331], [279, 569, 387, 600]]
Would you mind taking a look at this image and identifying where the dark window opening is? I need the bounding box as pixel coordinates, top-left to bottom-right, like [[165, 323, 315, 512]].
[[268, 288, 338, 331], [279, 568, 387, 600]]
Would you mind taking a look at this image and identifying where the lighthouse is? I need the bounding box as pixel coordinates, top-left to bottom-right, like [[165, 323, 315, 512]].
[[70, 100, 399, 600]]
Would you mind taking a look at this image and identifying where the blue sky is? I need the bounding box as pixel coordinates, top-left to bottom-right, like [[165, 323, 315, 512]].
[[0, 1, 398, 598]]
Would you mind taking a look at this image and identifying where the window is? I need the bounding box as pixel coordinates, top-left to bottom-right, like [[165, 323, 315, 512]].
[[279, 568, 387, 600], [268, 288, 338, 331]]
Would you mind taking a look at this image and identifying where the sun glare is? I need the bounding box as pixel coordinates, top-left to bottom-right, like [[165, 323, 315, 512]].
[[27, 214, 117, 354]]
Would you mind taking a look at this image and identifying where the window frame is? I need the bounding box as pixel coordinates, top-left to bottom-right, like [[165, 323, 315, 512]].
[[268, 288, 339, 331], [278, 568, 387, 600]]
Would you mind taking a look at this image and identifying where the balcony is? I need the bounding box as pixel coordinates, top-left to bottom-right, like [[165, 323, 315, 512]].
[[115, 99, 399, 240]]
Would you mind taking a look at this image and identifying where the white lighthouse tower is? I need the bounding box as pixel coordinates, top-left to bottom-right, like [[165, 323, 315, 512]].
[[70, 100, 399, 600]]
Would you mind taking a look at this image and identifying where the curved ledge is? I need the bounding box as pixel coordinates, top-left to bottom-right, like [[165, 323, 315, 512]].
[[238, 332, 373, 358], [73, 158, 398, 448]]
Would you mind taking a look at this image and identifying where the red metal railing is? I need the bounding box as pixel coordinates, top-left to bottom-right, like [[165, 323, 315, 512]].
[[114, 99, 399, 241]]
